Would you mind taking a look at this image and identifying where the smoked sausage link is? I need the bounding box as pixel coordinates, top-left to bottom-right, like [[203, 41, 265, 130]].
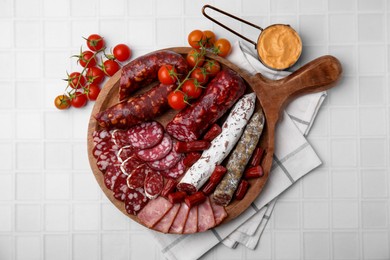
[[119, 50, 189, 101], [166, 68, 246, 142]]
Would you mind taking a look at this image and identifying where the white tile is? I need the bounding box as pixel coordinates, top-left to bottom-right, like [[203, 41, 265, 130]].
[[73, 234, 99, 260], [16, 142, 42, 170], [72, 143, 89, 170], [71, 20, 99, 48], [16, 81, 44, 109], [70, 0, 96, 17], [14, 21, 41, 48], [242, 0, 270, 15], [16, 204, 41, 232], [0, 81, 14, 109], [14, 0, 41, 17], [362, 231, 389, 259], [43, 0, 70, 17], [73, 203, 99, 231], [329, 0, 356, 11], [44, 51, 72, 78], [329, 76, 357, 105], [156, 0, 182, 16], [299, 0, 326, 12], [271, 0, 297, 13], [0, 205, 13, 231], [16, 112, 42, 139], [274, 201, 300, 229], [73, 173, 100, 200], [101, 203, 129, 230], [358, 0, 385, 11], [303, 232, 330, 259], [0, 235, 13, 260], [332, 201, 359, 228], [44, 235, 70, 260], [359, 107, 386, 136], [99, 19, 127, 46], [362, 201, 388, 228], [214, 0, 242, 14], [0, 112, 14, 139], [128, 0, 153, 16], [330, 108, 357, 136], [99, 0, 125, 16], [330, 139, 357, 167], [361, 169, 388, 198], [0, 0, 13, 17], [0, 142, 14, 170], [0, 20, 13, 48], [299, 45, 328, 65], [333, 232, 360, 259], [101, 233, 129, 260], [44, 111, 72, 139], [307, 107, 329, 136], [359, 76, 385, 105], [274, 231, 301, 259], [44, 172, 70, 200], [309, 139, 330, 167], [303, 169, 329, 198], [44, 21, 71, 48], [299, 15, 327, 45], [72, 109, 90, 139], [0, 173, 14, 200], [358, 14, 385, 43], [16, 235, 41, 260], [15, 51, 42, 79], [156, 18, 184, 47], [0, 52, 15, 78], [16, 172, 42, 200], [358, 45, 386, 74], [130, 233, 158, 260], [332, 170, 358, 198], [303, 201, 329, 229], [128, 19, 155, 48], [360, 138, 386, 167], [329, 46, 356, 76], [44, 204, 69, 231], [44, 142, 72, 170], [270, 16, 298, 31], [329, 14, 356, 43]]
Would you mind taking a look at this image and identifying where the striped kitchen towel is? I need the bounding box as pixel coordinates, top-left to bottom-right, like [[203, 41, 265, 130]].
[[149, 41, 326, 259]]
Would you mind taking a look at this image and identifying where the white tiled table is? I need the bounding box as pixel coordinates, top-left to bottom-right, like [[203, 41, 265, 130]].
[[0, 0, 389, 259]]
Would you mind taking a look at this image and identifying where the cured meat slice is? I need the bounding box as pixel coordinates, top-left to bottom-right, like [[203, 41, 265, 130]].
[[197, 197, 216, 232], [124, 187, 149, 215], [97, 151, 118, 173], [120, 156, 143, 176], [147, 143, 182, 171], [153, 203, 181, 233], [112, 129, 130, 147], [169, 202, 190, 234], [127, 121, 164, 149], [136, 134, 172, 162], [113, 176, 131, 202], [126, 164, 150, 189], [210, 196, 228, 225], [183, 205, 198, 234], [92, 129, 111, 145], [161, 160, 185, 180], [93, 140, 119, 159], [138, 196, 173, 228], [117, 145, 136, 163], [104, 162, 123, 191], [144, 170, 164, 199]]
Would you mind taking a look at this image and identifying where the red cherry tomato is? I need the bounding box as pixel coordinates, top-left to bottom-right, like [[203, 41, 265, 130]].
[[113, 44, 131, 62], [86, 34, 105, 52], [54, 95, 71, 110], [70, 92, 88, 108], [103, 60, 120, 76], [86, 67, 105, 84], [203, 59, 221, 77], [188, 30, 205, 49], [158, 65, 177, 85], [190, 67, 209, 85], [186, 49, 205, 68], [79, 50, 97, 68], [182, 79, 202, 99], [202, 30, 216, 48], [168, 91, 187, 110], [67, 72, 86, 89], [85, 84, 101, 101], [214, 38, 231, 57]]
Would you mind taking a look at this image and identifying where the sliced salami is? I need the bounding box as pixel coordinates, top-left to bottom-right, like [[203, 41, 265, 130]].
[[92, 129, 111, 146], [93, 140, 119, 159], [103, 162, 123, 191], [144, 170, 164, 199], [112, 129, 131, 148], [127, 121, 164, 149], [161, 160, 185, 179], [97, 151, 118, 173], [120, 156, 144, 176], [127, 164, 151, 189], [136, 134, 172, 162], [124, 187, 149, 215], [113, 177, 130, 202], [117, 145, 137, 163], [147, 142, 182, 171]]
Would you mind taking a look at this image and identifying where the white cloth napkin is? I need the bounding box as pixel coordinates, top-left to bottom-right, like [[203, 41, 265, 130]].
[[150, 41, 326, 259]]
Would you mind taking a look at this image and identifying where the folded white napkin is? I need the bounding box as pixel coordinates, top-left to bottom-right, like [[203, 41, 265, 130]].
[[150, 41, 326, 259]]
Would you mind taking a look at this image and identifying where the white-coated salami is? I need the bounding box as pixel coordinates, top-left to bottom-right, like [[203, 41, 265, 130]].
[[127, 121, 164, 149], [136, 134, 172, 162], [177, 93, 256, 193]]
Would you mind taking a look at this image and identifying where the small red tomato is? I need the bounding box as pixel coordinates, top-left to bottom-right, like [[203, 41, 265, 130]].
[[188, 30, 205, 49], [186, 49, 205, 68], [54, 95, 71, 110], [203, 59, 221, 77], [103, 60, 120, 76], [70, 92, 88, 108], [182, 79, 202, 99], [190, 67, 209, 85], [158, 65, 177, 85], [67, 72, 86, 89], [86, 67, 105, 84], [85, 84, 101, 101], [86, 34, 105, 52], [79, 50, 97, 68], [113, 44, 131, 62], [202, 30, 216, 48], [214, 38, 231, 57], [168, 91, 187, 110]]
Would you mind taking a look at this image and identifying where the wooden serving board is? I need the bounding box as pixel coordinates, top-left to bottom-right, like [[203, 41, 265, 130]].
[[87, 47, 342, 229]]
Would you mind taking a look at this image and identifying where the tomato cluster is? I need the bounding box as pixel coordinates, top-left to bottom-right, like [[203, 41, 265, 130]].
[[161, 29, 231, 111], [54, 34, 132, 110]]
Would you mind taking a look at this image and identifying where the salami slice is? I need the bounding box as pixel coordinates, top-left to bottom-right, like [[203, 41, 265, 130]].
[[117, 145, 136, 163], [127, 121, 164, 149], [112, 129, 131, 147], [93, 140, 119, 159], [120, 156, 144, 176], [103, 162, 123, 191], [144, 170, 164, 199], [124, 187, 149, 215], [126, 164, 150, 189], [161, 160, 185, 179], [92, 129, 111, 146], [113, 177, 130, 202], [147, 142, 182, 171], [97, 151, 118, 173], [136, 134, 172, 162]]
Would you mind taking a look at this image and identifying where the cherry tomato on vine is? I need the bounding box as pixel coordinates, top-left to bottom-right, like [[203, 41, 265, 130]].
[[54, 95, 71, 110], [190, 67, 209, 85], [67, 72, 86, 89], [85, 84, 101, 101], [188, 30, 205, 49], [86, 34, 105, 52], [182, 79, 202, 99], [78, 50, 97, 68], [168, 91, 187, 110], [186, 49, 205, 68], [70, 92, 88, 108], [214, 38, 231, 57], [86, 67, 105, 84], [113, 44, 131, 62], [202, 30, 216, 48], [158, 65, 177, 85], [102, 60, 120, 76], [203, 59, 221, 77]]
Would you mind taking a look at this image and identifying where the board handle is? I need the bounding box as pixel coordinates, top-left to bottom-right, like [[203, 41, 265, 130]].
[[253, 55, 342, 120]]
